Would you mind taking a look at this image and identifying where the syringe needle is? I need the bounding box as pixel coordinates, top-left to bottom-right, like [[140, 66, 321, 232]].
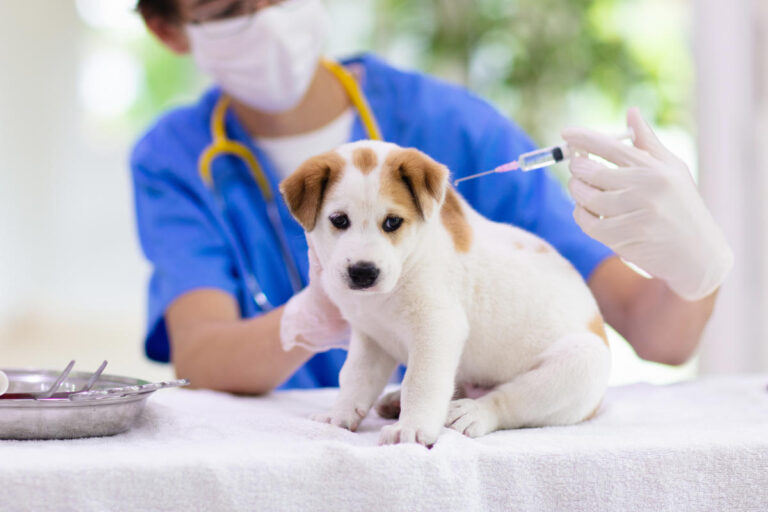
[[453, 170, 496, 186], [453, 161, 520, 187]]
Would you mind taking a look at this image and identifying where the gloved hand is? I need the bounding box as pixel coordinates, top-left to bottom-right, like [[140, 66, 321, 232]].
[[280, 240, 350, 352], [561, 107, 733, 301]]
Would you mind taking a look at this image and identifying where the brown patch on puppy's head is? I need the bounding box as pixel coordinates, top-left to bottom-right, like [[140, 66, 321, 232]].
[[441, 189, 472, 252], [352, 147, 378, 175], [279, 151, 345, 231], [381, 148, 448, 220]]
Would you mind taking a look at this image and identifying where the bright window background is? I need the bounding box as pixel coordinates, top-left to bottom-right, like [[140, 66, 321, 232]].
[[0, 0, 697, 385]]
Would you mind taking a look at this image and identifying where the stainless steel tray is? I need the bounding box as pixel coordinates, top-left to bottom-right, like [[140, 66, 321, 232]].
[[0, 367, 184, 440]]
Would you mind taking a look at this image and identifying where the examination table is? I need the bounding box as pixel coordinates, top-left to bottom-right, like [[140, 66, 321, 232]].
[[1, 375, 766, 511]]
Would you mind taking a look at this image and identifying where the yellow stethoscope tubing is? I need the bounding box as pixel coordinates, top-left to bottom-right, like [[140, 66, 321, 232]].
[[321, 58, 382, 141], [198, 97, 273, 199], [197, 58, 382, 200]]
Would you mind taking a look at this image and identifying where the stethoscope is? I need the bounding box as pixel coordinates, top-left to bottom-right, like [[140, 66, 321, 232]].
[[197, 58, 383, 311]]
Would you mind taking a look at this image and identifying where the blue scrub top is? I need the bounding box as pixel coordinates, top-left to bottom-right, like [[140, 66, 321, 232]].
[[130, 53, 612, 390]]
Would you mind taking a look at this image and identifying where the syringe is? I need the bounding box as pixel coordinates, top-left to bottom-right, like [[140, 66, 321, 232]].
[[454, 128, 635, 187]]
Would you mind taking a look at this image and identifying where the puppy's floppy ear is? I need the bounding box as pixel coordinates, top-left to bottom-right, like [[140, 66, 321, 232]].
[[279, 151, 346, 231], [384, 148, 448, 219]]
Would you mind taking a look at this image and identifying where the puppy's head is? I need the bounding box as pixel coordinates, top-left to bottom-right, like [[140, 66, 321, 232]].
[[279, 141, 448, 294]]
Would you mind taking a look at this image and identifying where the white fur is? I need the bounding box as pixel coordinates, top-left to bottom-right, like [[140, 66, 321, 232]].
[[306, 140, 610, 446]]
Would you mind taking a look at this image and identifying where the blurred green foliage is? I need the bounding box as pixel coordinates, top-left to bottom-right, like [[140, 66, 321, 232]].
[[125, 35, 202, 129], [120, 0, 691, 147], [371, 0, 692, 142]]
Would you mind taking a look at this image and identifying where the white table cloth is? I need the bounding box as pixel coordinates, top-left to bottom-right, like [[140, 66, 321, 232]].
[[1, 375, 767, 511]]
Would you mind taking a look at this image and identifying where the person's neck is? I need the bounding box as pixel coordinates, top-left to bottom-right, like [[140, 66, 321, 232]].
[[230, 63, 351, 138]]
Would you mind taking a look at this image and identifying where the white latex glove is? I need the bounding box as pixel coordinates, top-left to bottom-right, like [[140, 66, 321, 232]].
[[0, 370, 8, 396], [280, 240, 350, 352], [562, 107, 733, 301]]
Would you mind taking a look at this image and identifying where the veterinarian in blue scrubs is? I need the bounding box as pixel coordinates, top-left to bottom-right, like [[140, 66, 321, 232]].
[[133, 0, 731, 393]]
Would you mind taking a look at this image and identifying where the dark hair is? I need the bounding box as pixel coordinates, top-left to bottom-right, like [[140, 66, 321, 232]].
[[136, 0, 179, 21]]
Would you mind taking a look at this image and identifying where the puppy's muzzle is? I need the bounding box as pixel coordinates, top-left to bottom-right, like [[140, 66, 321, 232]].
[[347, 262, 380, 289]]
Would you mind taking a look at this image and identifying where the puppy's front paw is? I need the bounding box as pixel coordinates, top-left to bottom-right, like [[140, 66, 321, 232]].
[[446, 398, 496, 438], [311, 406, 367, 432], [378, 421, 439, 447]]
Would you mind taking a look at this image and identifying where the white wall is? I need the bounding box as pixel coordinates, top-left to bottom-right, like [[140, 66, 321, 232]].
[[0, 1, 79, 321], [695, 0, 768, 373], [0, 2, 168, 381]]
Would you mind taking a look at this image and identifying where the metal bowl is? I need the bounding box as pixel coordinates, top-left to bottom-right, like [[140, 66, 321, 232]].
[[0, 368, 155, 440]]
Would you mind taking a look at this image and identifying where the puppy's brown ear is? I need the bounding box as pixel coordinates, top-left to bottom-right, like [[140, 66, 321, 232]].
[[384, 148, 448, 219], [279, 151, 346, 231]]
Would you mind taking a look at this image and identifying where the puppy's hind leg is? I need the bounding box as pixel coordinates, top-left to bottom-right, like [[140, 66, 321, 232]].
[[375, 383, 467, 420], [446, 333, 610, 437], [374, 388, 402, 420]]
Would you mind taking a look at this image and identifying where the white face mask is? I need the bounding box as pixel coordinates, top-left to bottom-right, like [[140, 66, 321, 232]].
[[186, 0, 330, 113]]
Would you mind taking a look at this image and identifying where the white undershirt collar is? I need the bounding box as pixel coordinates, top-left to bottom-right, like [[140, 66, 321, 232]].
[[254, 107, 355, 181]]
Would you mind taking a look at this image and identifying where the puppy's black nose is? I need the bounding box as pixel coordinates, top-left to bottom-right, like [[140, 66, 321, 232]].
[[347, 262, 380, 289]]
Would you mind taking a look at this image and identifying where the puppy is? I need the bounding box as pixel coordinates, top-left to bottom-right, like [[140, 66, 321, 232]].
[[279, 140, 610, 446]]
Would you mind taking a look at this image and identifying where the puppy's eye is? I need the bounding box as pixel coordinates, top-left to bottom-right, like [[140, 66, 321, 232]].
[[382, 215, 403, 233], [329, 213, 350, 230]]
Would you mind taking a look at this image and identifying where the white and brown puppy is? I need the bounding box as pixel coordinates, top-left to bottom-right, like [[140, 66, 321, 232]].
[[279, 140, 610, 446]]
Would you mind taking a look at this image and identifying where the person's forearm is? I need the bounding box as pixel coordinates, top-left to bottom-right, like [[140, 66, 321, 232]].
[[621, 279, 717, 365], [171, 306, 313, 394], [589, 256, 718, 366]]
